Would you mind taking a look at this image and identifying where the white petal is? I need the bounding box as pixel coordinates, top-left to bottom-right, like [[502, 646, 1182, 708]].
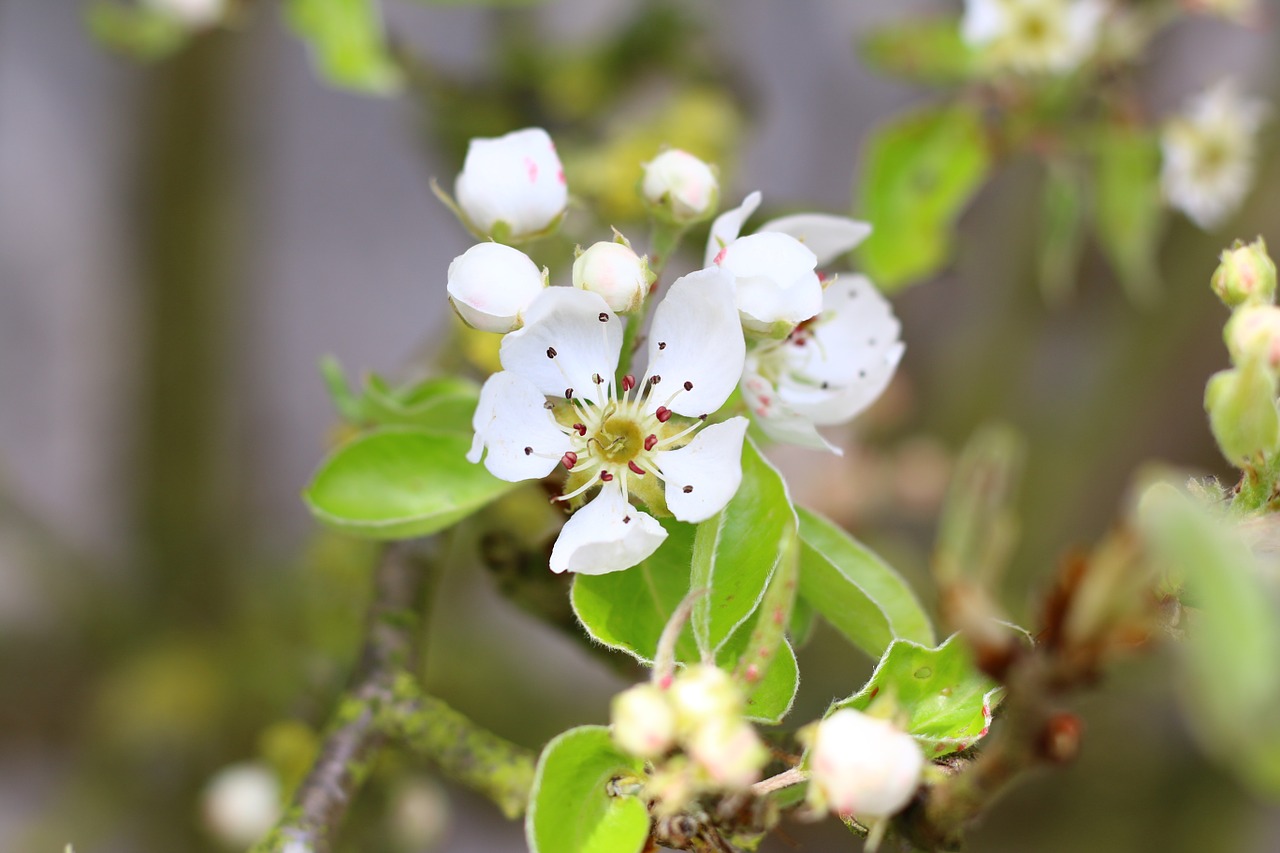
[[643, 267, 745, 417], [704, 191, 762, 266], [656, 417, 748, 523], [549, 485, 667, 575], [961, 0, 1006, 45], [741, 366, 841, 453], [758, 213, 872, 267], [499, 287, 623, 403], [718, 232, 822, 331], [446, 243, 547, 333], [455, 128, 567, 238], [469, 372, 572, 482]]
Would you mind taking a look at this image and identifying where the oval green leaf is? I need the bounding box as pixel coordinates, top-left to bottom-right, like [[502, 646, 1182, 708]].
[[797, 507, 934, 658], [525, 726, 649, 853], [304, 427, 518, 539]]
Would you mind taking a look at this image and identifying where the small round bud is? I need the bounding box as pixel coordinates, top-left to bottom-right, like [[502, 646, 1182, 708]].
[[455, 128, 568, 241], [714, 232, 821, 335], [1212, 238, 1276, 308], [1226, 304, 1280, 371], [686, 718, 768, 789], [642, 150, 719, 225], [200, 762, 281, 849], [446, 243, 547, 333], [668, 665, 741, 736], [807, 709, 924, 819], [389, 777, 450, 852], [144, 0, 225, 26], [573, 241, 650, 313], [610, 683, 677, 759]]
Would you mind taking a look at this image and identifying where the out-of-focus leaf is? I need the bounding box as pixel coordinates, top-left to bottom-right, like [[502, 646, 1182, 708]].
[[857, 104, 991, 290], [85, 3, 188, 61], [934, 424, 1024, 587], [796, 508, 934, 658], [362, 375, 480, 434], [1038, 163, 1086, 305], [858, 17, 976, 85], [1093, 126, 1163, 305], [304, 427, 518, 539], [283, 0, 401, 94], [1139, 485, 1280, 794], [525, 726, 649, 853], [690, 439, 798, 656], [833, 634, 1001, 758]]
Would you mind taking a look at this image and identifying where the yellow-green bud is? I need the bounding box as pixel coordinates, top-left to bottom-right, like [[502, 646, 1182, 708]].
[[1205, 362, 1280, 467], [1211, 237, 1276, 308]]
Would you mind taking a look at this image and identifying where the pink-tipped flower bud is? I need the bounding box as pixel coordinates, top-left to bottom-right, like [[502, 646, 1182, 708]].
[[573, 241, 650, 314], [668, 665, 741, 736], [1226, 304, 1280, 372], [454, 128, 568, 241], [807, 709, 924, 819], [610, 683, 677, 759], [642, 150, 719, 225], [446, 242, 547, 333], [687, 718, 768, 789], [1213, 238, 1277, 309], [200, 762, 281, 849]]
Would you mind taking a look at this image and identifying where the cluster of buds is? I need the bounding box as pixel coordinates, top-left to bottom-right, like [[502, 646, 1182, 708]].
[[610, 666, 769, 813], [1205, 238, 1280, 469]]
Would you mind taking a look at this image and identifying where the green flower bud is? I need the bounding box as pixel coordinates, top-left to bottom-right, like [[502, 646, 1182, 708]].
[[1205, 361, 1280, 467], [1211, 237, 1276, 308]]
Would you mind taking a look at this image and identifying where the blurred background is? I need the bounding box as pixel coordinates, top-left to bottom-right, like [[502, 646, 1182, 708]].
[[2, 0, 1279, 850]]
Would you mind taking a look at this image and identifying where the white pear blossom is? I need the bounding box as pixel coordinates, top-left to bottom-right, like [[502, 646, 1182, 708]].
[[573, 241, 650, 313], [961, 0, 1106, 74], [446, 242, 547, 333], [706, 191, 872, 334], [807, 709, 925, 819], [742, 274, 903, 453], [1161, 80, 1270, 230], [468, 268, 748, 575], [201, 763, 281, 848], [454, 128, 568, 240], [642, 149, 719, 223]]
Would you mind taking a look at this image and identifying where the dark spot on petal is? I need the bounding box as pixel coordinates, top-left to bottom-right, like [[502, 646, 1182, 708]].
[[544, 401, 554, 410], [858, 370, 867, 379]]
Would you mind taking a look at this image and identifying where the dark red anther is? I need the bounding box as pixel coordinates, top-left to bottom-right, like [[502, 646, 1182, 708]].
[[655, 406, 672, 423], [546, 346, 557, 358], [622, 374, 636, 392], [683, 380, 693, 391], [599, 471, 614, 482], [573, 423, 587, 436], [644, 434, 658, 451], [628, 460, 646, 476], [561, 452, 578, 470], [565, 388, 573, 399]]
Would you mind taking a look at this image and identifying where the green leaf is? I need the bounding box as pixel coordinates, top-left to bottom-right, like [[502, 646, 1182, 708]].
[[833, 634, 1001, 759], [85, 2, 188, 61], [718, 618, 798, 724], [571, 519, 700, 664], [283, 0, 402, 94], [1139, 486, 1280, 794], [857, 104, 990, 291], [304, 427, 518, 539], [1038, 162, 1086, 305], [796, 508, 934, 658], [361, 375, 480, 434], [525, 726, 649, 853], [1093, 126, 1163, 305], [934, 424, 1024, 587], [858, 17, 976, 85], [690, 439, 798, 657]]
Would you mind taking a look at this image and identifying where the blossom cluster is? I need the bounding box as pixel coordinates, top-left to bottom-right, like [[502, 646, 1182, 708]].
[[449, 128, 904, 575]]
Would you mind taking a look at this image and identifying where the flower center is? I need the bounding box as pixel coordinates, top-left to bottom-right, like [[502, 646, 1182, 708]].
[[598, 413, 644, 464]]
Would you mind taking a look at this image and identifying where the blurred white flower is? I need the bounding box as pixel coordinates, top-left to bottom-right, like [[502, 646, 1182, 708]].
[[454, 128, 568, 241], [1161, 80, 1270, 230], [642, 149, 719, 224], [611, 683, 678, 759], [961, 0, 1106, 74], [573, 241, 651, 313], [446, 242, 548, 333], [201, 762, 281, 849], [687, 718, 768, 789], [808, 709, 924, 819], [742, 274, 903, 453], [468, 269, 747, 574], [144, 0, 225, 27]]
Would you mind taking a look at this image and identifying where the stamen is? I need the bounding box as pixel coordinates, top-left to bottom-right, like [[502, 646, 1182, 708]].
[[561, 452, 578, 470], [644, 434, 658, 451], [598, 312, 609, 323], [593, 373, 602, 385], [628, 460, 646, 476], [565, 388, 574, 399], [554, 460, 606, 503], [655, 419, 702, 448], [524, 446, 532, 455], [543, 401, 554, 410], [683, 380, 693, 391], [622, 374, 636, 393], [600, 471, 614, 482], [658, 341, 667, 350], [546, 347, 557, 358], [623, 515, 631, 524], [573, 423, 587, 436], [655, 406, 672, 423], [683, 485, 694, 493], [649, 375, 662, 386]]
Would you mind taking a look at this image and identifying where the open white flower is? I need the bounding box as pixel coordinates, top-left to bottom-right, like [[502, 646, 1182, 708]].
[[446, 242, 548, 333], [808, 709, 924, 819], [454, 128, 568, 241], [1161, 80, 1270, 230], [742, 274, 903, 453], [706, 191, 872, 335], [468, 268, 748, 575], [961, 0, 1106, 74]]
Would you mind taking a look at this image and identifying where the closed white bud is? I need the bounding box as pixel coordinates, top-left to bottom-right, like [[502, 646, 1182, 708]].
[[714, 231, 822, 335], [642, 150, 719, 224], [454, 128, 568, 241], [572, 241, 650, 313], [808, 709, 924, 819], [668, 665, 741, 736], [687, 718, 768, 789], [611, 683, 677, 759], [200, 762, 281, 849], [1227, 305, 1280, 372], [389, 777, 450, 852], [446, 243, 547, 333]]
